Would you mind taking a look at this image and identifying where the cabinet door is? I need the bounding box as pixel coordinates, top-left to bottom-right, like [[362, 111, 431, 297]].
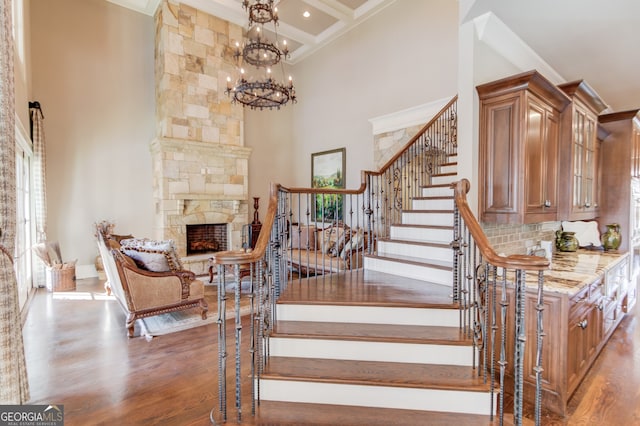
[[633, 122, 640, 178], [524, 96, 559, 221], [567, 303, 601, 395], [570, 104, 599, 217], [479, 94, 520, 221]]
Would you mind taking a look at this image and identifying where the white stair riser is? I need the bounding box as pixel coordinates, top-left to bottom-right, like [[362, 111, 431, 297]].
[[259, 380, 495, 416], [421, 186, 453, 197], [402, 212, 453, 226], [269, 338, 473, 366], [275, 304, 458, 327], [411, 198, 454, 210], [389, 226, 453, 243], [364, 257, 452, 286], [439, 164, 457, 174], [431, 175, 456, 185], [377, 241, 451, 262]]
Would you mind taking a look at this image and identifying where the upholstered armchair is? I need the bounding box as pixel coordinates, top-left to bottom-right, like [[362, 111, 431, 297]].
[[95, 226, 208, 337]]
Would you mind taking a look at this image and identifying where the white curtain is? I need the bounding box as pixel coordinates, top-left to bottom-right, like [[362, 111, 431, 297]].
[[0, 0, 30, 404], [30, 103, 47, 287]]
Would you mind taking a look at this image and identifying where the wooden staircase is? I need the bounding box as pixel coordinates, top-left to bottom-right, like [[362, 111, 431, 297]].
[[254, 155, 502, 423]]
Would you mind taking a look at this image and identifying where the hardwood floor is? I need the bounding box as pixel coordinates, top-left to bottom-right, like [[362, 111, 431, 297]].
[[22, 277, 640, 425]]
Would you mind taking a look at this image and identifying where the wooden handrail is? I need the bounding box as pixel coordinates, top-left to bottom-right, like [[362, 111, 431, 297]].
[[376, 95, 458, 175], [211, 183, 280, 265], [452, 179, 549, 271]]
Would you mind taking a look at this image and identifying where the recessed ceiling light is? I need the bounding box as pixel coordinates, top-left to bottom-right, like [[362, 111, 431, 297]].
[[303, 11, 310, 18]]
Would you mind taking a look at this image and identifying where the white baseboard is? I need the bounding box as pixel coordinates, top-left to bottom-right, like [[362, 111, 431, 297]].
[[76, 264, 98, 279]]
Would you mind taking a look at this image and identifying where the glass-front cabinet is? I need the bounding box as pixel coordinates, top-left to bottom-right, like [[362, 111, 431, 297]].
[[559, 81, 608, 221]]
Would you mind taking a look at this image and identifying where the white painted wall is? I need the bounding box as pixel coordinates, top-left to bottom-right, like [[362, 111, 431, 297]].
[[245, 0, 459, 199], [13, 0, 31, 130], [245, 107, 294, 212], [30, 0, 155, 273]]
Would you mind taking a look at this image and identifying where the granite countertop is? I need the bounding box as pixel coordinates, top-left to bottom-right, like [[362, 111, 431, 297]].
[[522, 249, 628, 296]]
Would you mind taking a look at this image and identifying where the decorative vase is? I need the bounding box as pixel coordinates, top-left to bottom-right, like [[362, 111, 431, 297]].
[[601, 223, 622, 251], [556, 230, 579, 252]]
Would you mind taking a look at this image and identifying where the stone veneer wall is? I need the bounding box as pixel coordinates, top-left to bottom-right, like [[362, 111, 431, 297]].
[[373, 124, 425, 168], [155, 0, 242, 143], [153, 1, 251, 258], [482, 221, 560, 255]]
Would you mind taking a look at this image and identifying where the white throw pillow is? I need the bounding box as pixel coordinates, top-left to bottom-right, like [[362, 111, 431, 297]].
[[561, 221, 601, 247], [120, 238, 183, 272]]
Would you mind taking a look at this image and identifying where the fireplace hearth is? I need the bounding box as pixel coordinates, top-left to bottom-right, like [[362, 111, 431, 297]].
[[186, 224, 228, 256]]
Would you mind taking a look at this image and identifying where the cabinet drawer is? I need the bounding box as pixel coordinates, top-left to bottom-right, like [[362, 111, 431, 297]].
[[570, 286, 591, 319], [605, 256, 629, 298]]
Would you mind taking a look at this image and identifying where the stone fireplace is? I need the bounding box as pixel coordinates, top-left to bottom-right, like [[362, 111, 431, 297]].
[[151, 1, 250, 275]]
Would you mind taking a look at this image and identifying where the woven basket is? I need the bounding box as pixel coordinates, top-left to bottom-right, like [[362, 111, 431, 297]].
[[46, 266, 76, 292]]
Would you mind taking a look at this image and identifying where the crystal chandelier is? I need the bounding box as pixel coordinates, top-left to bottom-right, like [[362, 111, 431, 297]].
[[226, 0, 297, 110]]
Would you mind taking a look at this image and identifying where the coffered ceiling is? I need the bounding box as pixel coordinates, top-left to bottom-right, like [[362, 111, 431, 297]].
[[105, 0, 397, 64], [107, 0, 640, 112]]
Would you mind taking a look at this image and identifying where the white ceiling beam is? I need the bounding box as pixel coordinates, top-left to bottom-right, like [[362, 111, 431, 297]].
[[303, 0, 353, 22], [276, 21, 318, 45], [354, 0, 396, 20]]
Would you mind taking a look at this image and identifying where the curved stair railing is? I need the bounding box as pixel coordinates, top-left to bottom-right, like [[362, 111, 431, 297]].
[[211, 95, 549, 426], [452, 179, 549, 425]]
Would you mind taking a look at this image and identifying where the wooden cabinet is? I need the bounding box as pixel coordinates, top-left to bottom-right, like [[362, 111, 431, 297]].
[[477, 71, 570, 224], [558, 81, 608, 220], [499, 253, 630, 416], [600, 109, 640, 253], [567, 278, 603, 395]]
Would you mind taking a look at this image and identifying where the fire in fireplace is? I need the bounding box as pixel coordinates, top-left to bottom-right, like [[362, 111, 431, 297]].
[[186, 223, 228, 256]]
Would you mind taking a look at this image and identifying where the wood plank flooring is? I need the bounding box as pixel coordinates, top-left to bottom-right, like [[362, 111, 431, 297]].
[[22, 277, 640, 425]]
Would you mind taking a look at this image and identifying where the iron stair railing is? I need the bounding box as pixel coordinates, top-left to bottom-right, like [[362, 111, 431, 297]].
[[452, 179, 549, 425], [210, 95, 549, 425]]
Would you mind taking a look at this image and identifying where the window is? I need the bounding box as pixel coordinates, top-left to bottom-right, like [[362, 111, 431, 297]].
[[15, 126, 34, 309]]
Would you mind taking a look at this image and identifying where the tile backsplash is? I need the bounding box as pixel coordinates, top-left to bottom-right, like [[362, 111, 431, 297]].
[[481, 221, 561, 255]]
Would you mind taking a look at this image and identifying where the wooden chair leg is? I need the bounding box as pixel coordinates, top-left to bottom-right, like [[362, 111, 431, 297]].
[[126, 314, 136, 338], [200, 299, 208, 319]]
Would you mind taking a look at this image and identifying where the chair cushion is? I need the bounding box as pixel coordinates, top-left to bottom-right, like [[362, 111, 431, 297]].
[[340, 228, 365, 259], [120, 238, 183, 272], [320, 223, 351, 257], [290, 225, 317, 250]]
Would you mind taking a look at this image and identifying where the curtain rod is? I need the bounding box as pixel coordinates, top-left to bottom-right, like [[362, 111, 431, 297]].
[[29, 101, 44, 118]]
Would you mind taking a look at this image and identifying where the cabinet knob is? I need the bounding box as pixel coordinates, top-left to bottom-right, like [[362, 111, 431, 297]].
[[543, 200, 551, 208], [577, 319, 588, 329], [584, 202, 591, 208]]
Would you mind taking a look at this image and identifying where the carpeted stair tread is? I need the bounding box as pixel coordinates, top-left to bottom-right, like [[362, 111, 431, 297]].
[[261, 357, 489, 392], [272, 321, 469, 345]]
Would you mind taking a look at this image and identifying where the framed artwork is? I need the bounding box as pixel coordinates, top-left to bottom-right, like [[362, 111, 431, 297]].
[[311, 148, 345, 222]]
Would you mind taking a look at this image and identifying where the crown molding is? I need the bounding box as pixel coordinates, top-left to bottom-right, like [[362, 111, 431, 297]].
[[368, 97, 451, 135]]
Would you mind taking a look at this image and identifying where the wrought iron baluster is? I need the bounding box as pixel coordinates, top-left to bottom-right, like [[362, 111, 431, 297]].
[[217, 264, 227, 422], [513, 269, 527, 426], [233, 263, 242, 422], [534, 270, 545, 425], [499, 268, 508, 426]]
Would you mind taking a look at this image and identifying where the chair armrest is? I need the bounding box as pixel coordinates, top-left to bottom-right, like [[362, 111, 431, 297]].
[[113, 250, 195, 301]]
